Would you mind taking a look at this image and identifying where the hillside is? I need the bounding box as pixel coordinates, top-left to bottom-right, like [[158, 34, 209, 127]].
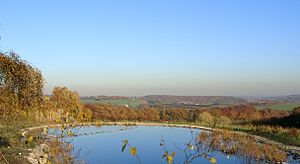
[[141, 95, 246, 106], [80, 95, 246, 108]]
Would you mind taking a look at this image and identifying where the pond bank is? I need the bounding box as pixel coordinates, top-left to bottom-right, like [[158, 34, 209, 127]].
[[23, 122, 300, 163]]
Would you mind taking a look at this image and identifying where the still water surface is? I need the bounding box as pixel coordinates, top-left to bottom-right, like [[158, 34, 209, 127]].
[[49, 125, 292, 164]]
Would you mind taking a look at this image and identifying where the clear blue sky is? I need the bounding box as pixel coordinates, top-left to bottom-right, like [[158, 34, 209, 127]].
[[1, 0, 300, 96]]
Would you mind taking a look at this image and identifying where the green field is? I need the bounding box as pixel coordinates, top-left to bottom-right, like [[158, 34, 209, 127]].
[[81, 99, 148, 108], [256, 103, 300, 111]]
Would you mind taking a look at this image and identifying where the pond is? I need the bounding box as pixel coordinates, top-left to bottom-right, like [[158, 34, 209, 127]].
[[48, 125, 297, 164]]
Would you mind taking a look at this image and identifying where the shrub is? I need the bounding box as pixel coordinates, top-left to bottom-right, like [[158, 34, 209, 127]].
[[198, 112, 214, 126]]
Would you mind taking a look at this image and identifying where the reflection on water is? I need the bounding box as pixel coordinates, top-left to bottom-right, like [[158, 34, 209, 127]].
[[48, 125, 297, 164]]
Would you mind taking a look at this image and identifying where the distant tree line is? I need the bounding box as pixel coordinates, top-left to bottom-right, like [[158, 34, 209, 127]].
[[85, 103, 290, 127]]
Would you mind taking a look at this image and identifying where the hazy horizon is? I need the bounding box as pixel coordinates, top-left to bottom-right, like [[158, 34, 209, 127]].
[[50, 87, 300, 98], [78, 93, 300, 98], [1, 1, 300, 96]]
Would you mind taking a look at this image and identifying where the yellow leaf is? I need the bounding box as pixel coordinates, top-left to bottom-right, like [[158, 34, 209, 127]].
[[188, 144, 195, 150], [209, 157, 217, 164], [28, 135, 34, 143], [130, 147, 137, 156], [67, 131, 73, 136], [167, 155, 173, 164], [43, 127, 48, 134], [123, 140, 128, 144], [45, 96, 50, 100], [21, 130, 27, 137]]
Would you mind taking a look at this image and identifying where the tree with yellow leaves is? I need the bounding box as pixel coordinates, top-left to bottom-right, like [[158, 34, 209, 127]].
[[0, 51, 44, 121], [47, 87, 92, 124]]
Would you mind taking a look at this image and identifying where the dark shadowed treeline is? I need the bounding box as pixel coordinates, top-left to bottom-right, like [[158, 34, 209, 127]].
[[251, 107, 300, 129]]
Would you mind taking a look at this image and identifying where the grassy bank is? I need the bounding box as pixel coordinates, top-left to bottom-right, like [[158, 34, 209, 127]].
[[256, 103, 300, 111], [0, 118, 42, 164]]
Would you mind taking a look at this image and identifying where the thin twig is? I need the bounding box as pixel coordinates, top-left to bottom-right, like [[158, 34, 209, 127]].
[[0, 151, 9, 164]]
